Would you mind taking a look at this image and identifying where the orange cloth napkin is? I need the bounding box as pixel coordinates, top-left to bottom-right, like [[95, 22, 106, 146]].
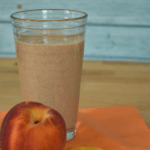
[[0, 106, 150, 150]]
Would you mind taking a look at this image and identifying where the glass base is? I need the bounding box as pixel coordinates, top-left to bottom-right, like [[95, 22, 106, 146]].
[[67, 128, 76, 141]]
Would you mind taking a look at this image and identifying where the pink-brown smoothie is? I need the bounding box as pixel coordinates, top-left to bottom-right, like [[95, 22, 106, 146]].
[[15, 34, 84, 131]]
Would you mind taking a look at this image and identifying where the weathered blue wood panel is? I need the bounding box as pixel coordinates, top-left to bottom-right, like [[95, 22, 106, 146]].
[[0, 0, 150, 25], [0, 0, 150, 61], [0, 23, 150, 62]]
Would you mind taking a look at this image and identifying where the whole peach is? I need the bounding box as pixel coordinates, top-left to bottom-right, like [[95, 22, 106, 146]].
[[0, 101, 66, 150]]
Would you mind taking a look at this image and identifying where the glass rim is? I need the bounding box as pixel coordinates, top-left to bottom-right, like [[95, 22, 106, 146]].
[[10, 9, 88, 22]]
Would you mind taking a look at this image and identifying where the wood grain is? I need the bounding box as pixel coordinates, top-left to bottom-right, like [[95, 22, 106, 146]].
[[1, 24, 150, 62], [0, 58, 150, 129], [0, 0, 150, 25]]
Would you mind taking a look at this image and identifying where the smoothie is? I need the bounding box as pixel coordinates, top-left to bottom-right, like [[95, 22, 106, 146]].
[[15, 34, 84, 131]]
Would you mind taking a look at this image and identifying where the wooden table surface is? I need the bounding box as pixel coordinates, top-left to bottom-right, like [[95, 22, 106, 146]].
[[0, 58, 150, 129]]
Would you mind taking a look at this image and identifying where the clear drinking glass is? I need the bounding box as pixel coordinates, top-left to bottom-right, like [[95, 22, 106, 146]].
[[10, 9, 88, 141]]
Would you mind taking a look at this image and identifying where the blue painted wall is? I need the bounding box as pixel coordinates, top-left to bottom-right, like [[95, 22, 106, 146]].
[[0, 0, 150, 62]]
